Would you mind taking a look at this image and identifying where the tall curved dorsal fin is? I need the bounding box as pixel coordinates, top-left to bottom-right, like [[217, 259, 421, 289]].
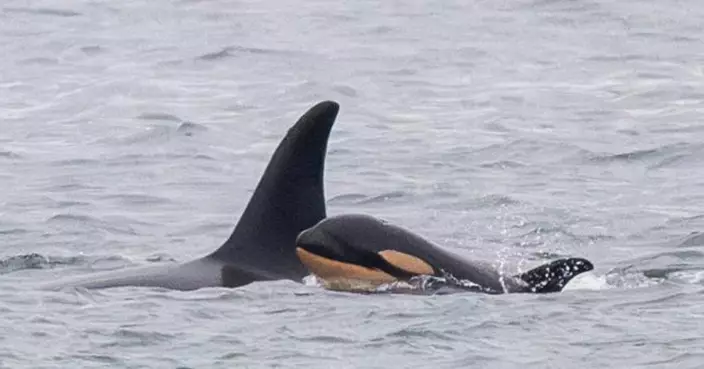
[[209, 101, 340, 280]]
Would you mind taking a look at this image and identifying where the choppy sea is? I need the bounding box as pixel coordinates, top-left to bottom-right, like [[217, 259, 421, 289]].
[[2, 0, 704, 367]]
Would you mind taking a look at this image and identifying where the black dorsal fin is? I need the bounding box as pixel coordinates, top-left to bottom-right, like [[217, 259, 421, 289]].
[[209, 101, 340, 280], [515, 258, 594, 293]]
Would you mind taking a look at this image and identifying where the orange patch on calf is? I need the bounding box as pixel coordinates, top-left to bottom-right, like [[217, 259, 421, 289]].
[[296, 247, 396, 286], [378, 250, 435, 275]]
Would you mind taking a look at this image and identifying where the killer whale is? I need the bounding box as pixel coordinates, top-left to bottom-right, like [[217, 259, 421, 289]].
[[295, 214, 594, 294], [42, 101, 340, 291]]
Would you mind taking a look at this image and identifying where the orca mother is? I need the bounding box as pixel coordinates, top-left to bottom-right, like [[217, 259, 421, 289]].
[[43, 101, 340, 291], [295, 214, 594, 294]]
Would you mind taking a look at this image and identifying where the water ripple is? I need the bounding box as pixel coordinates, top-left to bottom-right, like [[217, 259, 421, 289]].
[[195, 45, 296, 61], [328, 191, 411, 205], [3, 0, 704, 368], [676, 231, 704, 247], [46, 214, 138, 235], [0, 150, 21, 159], [3, 7, 81, 17], [0, 253, 83, 274]]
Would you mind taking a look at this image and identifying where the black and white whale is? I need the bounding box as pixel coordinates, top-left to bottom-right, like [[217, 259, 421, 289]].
[[295, 214, 594, 294], [42, 101, 340, 291]]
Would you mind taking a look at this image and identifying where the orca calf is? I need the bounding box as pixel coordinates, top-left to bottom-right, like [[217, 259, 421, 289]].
[[295, 214, 594, 294], [43, 101, 340, 291]]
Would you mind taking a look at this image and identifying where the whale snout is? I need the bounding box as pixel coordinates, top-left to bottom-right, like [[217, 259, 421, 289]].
[[295, 227, 315, 246], [295, 226, 342, 261]]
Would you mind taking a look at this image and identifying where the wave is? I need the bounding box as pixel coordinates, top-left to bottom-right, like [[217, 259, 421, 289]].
[[98, 193, 172, 206], [328, 191, 411, 206], [3, 7, 81, 17], [587, 142, 704, 170], [603, 249, 704, 289], [46, 213, 138, 236], [195, 45, 297, 61], [676, 231, 704, 247], [0, 253, 84, 275], [0, 150, 21, 159], [136, 113, 183, 123], [120, 122, 208, 144], [479, 160, 526, 169], [513, 223, 614, 249], [0, 252, 177, 276], [470, 139, 593, 164]]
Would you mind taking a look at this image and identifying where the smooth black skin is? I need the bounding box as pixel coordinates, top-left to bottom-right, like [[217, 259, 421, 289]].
[[297, 214, 594, 294], [42, 101, 339, 291], [210, 100, 338, 282]]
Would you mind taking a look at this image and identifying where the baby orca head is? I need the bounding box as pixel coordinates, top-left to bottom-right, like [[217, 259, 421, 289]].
[[295, 215, 437, 291]]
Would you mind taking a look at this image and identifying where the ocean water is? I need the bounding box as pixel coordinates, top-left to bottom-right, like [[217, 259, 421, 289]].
[[2, 0, 704, 367]]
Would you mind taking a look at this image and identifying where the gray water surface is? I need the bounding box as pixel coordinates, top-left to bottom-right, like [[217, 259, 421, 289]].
[[2, 0, 704, 368]]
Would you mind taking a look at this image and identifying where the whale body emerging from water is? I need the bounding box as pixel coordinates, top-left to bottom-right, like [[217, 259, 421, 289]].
[[295, 214, 594, 294]]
